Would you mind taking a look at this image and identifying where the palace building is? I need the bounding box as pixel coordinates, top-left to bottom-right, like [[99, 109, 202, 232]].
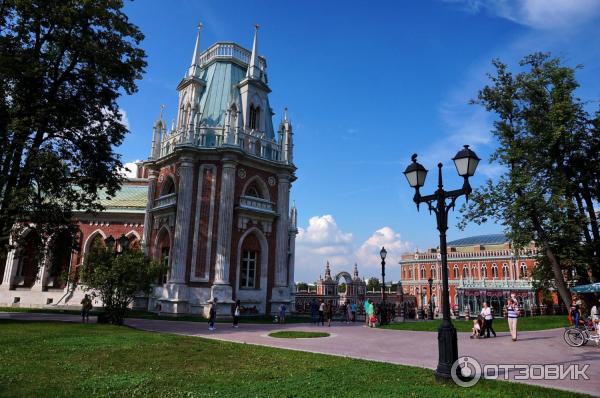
[[0, 26, 298, 316], [398, 234, 539, 317]]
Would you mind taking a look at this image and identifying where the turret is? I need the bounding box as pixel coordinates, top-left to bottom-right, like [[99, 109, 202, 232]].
[[150, 105, 166, 159], [279, 107, 293, 164], [290, 201, 297, 230], [353, 263, 359, 280], [188, 23, 203, 78], [246, 24, 262, 81]]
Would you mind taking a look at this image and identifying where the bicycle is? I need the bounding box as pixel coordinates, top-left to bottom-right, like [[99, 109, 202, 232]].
[[563, 318, 600, 347]]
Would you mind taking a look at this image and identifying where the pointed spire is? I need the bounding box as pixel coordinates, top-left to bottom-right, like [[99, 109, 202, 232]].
[[283, 107, 288, 122], [353, 263, 359, 279], [188, 22, 203, 77], [246, 24, 261, 80]]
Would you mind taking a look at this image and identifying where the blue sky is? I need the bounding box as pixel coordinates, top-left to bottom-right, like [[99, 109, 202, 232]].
[[118, 0, 600, 282]]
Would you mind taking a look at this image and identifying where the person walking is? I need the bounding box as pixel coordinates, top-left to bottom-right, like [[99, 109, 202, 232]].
[[480, 302, 496, 338], [326, 302, 333, 327], [310, 299, 318, 325], [346, 302, 353, 323], [232, 299, 241, 328], [591, 299, 599, 336], [80, 294, 92, 323], [367, 300, 375, 328], [318, 299, 325, 326], [351, 302, 357, 322], [208, 298, 218, 331], [507, 298, 519, 341], [364, 299, 370, 326], [278, 303, 287, 324], [571, 302, 581, 327]]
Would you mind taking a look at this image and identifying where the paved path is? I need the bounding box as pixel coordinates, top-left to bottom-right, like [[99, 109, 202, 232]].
[[3, 312, 600, 396]]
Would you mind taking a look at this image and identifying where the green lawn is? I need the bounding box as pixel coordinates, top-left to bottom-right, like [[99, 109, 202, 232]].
[[0, 306, 310, 324], [269, 331, 330, 338], [0, 320, 591, 398], [382, 315, 568, 332]]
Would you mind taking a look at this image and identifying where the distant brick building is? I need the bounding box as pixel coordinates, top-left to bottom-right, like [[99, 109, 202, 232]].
[[399, 234, 540, 317]]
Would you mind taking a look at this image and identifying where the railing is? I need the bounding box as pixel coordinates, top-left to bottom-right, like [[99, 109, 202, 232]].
[[239, 195, 275, 213], [158, 126, 283, 163], [457, 279, 533, 290], [198, 42, 267, 70], [154, 193, 177, 209]]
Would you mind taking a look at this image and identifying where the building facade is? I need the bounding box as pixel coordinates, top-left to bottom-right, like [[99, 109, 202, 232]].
[[399, 234, 539, 317], [0, 26, 298, 316]]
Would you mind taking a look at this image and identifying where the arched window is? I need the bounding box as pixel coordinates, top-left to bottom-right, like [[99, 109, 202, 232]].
[[431, 265, 436, 280], [481, 264, 487, 279], [156, 228, 171, 285], [462, 265, 469, 279], [240, 233, 261, 289], [15, 230, 42, 288], [249, 105, 260, 130], [502, 263, 509, 279], [453, 264, 459, 279], [520, 262, 527, 278], [160, 177, 175, 196], [492, 263, 498, 279], [246, 184, 261, 198], [420, 265, 426, 279]]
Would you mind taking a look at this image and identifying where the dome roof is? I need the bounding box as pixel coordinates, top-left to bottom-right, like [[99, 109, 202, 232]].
[[447, 234, 508, 247]]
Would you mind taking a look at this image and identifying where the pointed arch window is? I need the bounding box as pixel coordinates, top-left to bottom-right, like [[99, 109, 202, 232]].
[[520, 262, 527, 278], [420, 265, 426, 279], [431, 265, 436, 280], [249, 104, 260, 130], [453, 264, 459, 279], [481, 264, 487, 279], [492, 263, 498, 279], [502, 263, 509, 279]]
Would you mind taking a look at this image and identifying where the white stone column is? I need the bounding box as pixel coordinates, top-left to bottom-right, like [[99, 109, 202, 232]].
[[32, 245, 49, 291], [274, 174, 290, 287], [213, 160, 236, 284], [288, 231, 296, 288], [142, 169, 158, 254], [169, 157, 195, 284], [1, 249, 18, 289]]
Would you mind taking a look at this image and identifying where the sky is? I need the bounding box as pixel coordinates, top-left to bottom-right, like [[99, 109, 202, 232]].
[[118, 0, 600, 283]]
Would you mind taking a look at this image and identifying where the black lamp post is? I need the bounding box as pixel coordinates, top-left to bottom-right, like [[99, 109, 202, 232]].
[[403, 144, 480, 380], [428, 277, 434, 320], [380, 246, 387, 325], [104, 234, 130, 255]]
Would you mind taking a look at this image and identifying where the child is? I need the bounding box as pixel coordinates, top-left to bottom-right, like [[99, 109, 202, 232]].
[[470, 316, 483, 339]]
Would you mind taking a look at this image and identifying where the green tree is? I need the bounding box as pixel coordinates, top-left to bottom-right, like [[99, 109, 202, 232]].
[[366, 277, 380, 292], [0, 1, 146, 262], [296, 282, 309, 292], [338, 283, 347, 293], [460, 53, 600, 306], [80, 244, 164, 325]]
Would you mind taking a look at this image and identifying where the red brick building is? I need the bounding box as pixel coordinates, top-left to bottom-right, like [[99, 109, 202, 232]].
[[399, 234, 539, 316]]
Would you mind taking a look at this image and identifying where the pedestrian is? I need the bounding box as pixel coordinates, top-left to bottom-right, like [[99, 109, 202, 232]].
[[310, 299, 318, 325], [80, 294, 92, 323], [364, 299, 370, 326], [232, 299, 241, 328], [318, 299, 325, 326], [351, 302, 357, 322], [367, 300, 375, 328], [208, 298, 218, 331], [279, 303, 287, 324], [591, 299, 599, 337], [507, 298, 519, 341], [326, 302, 333, 327], [346, 302, 353, 323], [571, 302, 581, 327], [480, 302, 496, 338]]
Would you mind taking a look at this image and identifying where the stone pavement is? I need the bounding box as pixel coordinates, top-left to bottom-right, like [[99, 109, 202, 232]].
[[2, 312, 599, 396]]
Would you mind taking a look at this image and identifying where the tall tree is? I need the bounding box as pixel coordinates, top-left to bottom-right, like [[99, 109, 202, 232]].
[[460, 53, 600, 307], [0, 0, 146, 260], [366, 277, 380, 292]]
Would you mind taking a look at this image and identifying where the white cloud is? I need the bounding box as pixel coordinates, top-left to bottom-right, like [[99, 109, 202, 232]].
[[119, 108, 130, 130], [120, 160, 141, 179], [295, 215, 413, 282], [446, 0, 600, 30]]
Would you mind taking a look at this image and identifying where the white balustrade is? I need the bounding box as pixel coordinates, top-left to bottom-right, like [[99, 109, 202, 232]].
[[239, 195, 275, 213], [154, 193, 177, 209]]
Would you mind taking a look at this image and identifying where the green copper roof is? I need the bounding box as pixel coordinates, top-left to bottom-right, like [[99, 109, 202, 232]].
[[197, 61, 275, 139], [96, 184, 148, 213]]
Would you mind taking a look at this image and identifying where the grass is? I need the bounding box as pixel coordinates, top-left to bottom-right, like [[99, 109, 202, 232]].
[[0, 320, 592, 398], [382, 315, 568, 332], [268, 331, 330, 338], [0, 306, 310, 324]]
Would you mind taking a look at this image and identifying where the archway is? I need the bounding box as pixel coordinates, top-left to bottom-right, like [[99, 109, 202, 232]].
[[15, 229, 42, 288], [235, 227, 268, 314], [154, 227, 171, 284], [335, 271, 353, 299]]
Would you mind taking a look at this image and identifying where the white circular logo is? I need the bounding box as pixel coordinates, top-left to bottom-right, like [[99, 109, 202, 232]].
[[451, 356, 482, 387]]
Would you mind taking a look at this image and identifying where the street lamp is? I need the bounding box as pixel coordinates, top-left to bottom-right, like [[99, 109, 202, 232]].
[[428, 277, 434, 320], [380, 246, 387, 325], [403, 145, 480, 381]]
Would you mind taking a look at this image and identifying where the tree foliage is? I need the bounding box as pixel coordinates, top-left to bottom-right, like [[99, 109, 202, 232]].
[[0, 0, 146, 263], [366, 277, 380, 292], [80, 245, 164, 325], [460, 53, 600, 306]]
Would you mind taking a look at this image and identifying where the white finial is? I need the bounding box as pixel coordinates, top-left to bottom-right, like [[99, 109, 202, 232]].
[[283, 107, 288, 122], [159, 104, 165, 120], [246, 24, 261, 80]]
